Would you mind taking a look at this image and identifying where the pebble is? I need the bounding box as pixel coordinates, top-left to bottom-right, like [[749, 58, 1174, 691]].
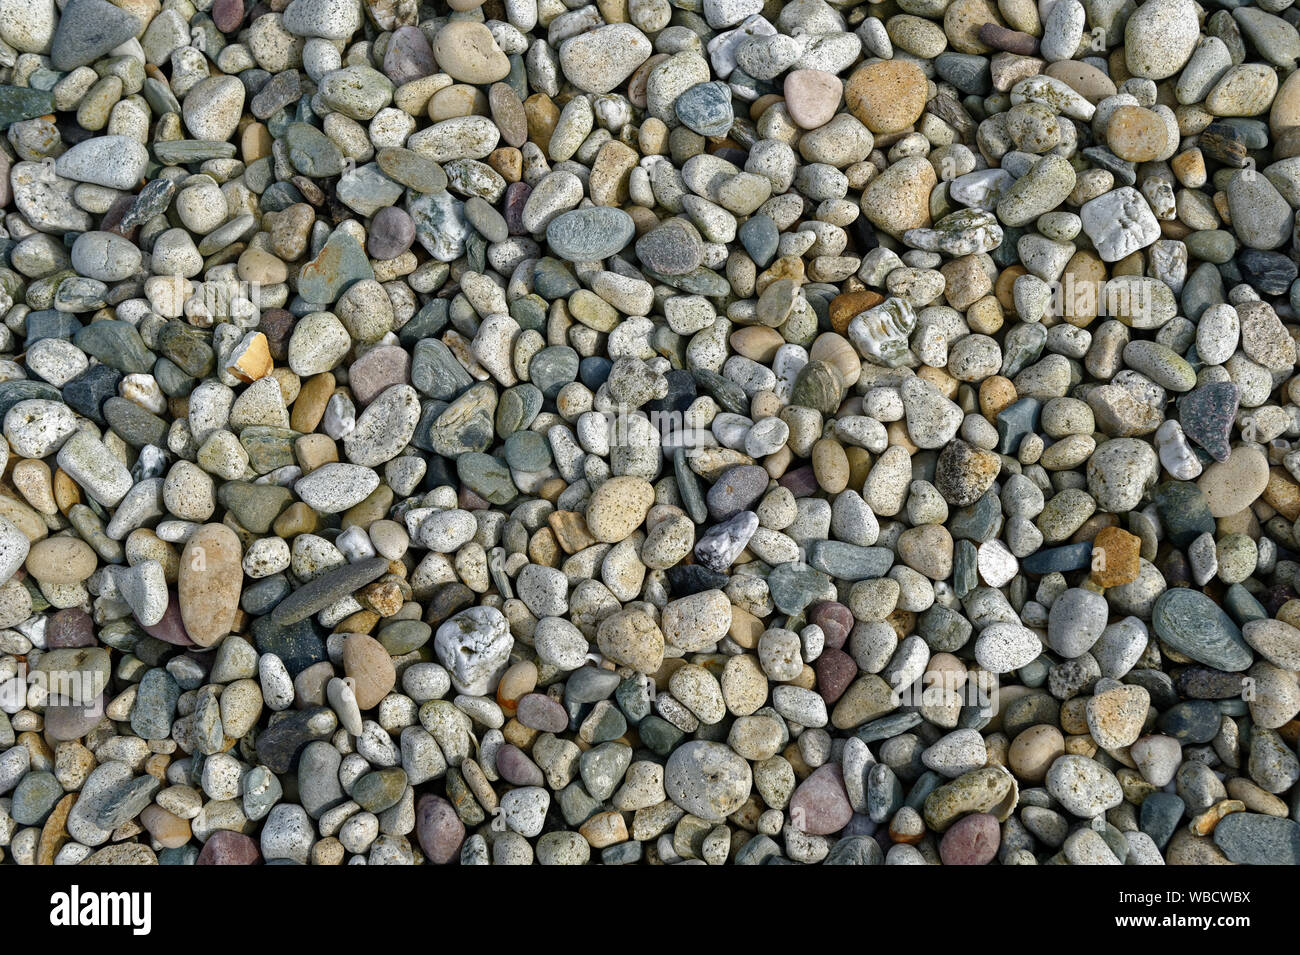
[[546, 208, 636, 261], [845, 59, 927, 134], [178, 524, 243, 648], [1213, 813, 1300, 865], [784, 70, 842, 130], [559, 24, 653, 95], [1153, 588, 1253, 672], [1124, 0, 1200, 80], [432, 21, 510, 84], [1046, 755, 1123, 818], [939, 813, 1000, 865], [665, 742, 753, 822]]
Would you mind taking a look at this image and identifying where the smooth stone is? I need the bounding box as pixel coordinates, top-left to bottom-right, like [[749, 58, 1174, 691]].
[[546, 208, 636, 261], [664, 741, 753, 822], [178, 524, 243, 648], [1213, 813, 1300, 865], [1152, 588, 1252, 672], [271, 556, 391, 625], [51, 0, 140, 70]]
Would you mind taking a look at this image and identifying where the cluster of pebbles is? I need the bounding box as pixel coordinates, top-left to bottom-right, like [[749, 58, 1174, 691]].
[[4, 0, 1300, 867]]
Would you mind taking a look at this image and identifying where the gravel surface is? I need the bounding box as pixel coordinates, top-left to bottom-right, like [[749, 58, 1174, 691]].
[[0, 0, 1298, 866]]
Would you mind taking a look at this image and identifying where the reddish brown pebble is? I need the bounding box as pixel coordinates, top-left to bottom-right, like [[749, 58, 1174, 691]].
[[939, 812, 1001, 865], [808, 600, 853, 649], [978, 22, 1039, 55], [349, 344, 411, 405], [788, 763, 854, 835], [459, 485, 490, 509], [778, 465, 820, 497], [212, 0, 246, 33], [814, 648, 858, 704], [46, 608, 96, 648], [258, 308, 296, 360], [496, 743, 546, 786], [504, 181, 532, 234], [143, 593, 196, 646], [516, 692, 570, 732], [100, 193, 137, 239], [197, 830, 262, 864], [416, 794, 465, 864], [383, 25, 436, 85]]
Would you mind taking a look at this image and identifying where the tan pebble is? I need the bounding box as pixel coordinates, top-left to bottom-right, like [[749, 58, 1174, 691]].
[[487, 146, 522, 182], [291, 372, 336, 434], [53, 469, 82, 513], [1189, 799, 1245, 836], [728, 606, 764, 649], [860, 155, 936, 237], [431, 21, 510, 84], [1271, 68, 1300, 136], [589, 140, 639, 206], [1264, 467, 1300, 521], [1059, 697, 1090, 735], [811, 438, 850, 494], [730, 326, 786, 363], [235, 248, 287, 288], [1008, 725, 1065, 782], [966, 295, 1004, 334], [502, 717, 539, 749], [721, 653, 770, 716], [844, 59, 927, 134], [1198, 446, 1269, 518], [428, 83, 488, 120], [1090, 526, 1141, 587], [240, 122, 272, 162], [579, 810, 628, 848], [178, 523, 243, 647], [312, 836, 346, 865], [273, 501, 319, 537], [1045, 60, 1117, 102], [294, 433, 339, 474], [1063, 735, 1097, 757], [523, 94, 560, 153], [585, 475, 655, 543], [1166, 829, 1232, 864], [1106, 105, 1168, 162], [219, 678, 264, 737], [1171, 148, 1206, 187], [946, 0, 1005, 53], [750, 390, 782, 420], [140, 803, 192, 848], [496, 660, 538, 714], [1058, 250, 1107, 326], [1225, 777, 1289, 816], [358, 578, 404, 616], [12, 459, 57, 514], [0, 493, 48, 542], [25, 535, 97, 584], [596, 608, 665, 673], [342, 633, 396, 709], [547, 510, 597, 554], [125, 529, 179, 582], [36, 793, 77, 866]]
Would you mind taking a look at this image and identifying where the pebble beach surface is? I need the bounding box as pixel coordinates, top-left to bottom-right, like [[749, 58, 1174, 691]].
[[1, 0, 1300, 867]]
